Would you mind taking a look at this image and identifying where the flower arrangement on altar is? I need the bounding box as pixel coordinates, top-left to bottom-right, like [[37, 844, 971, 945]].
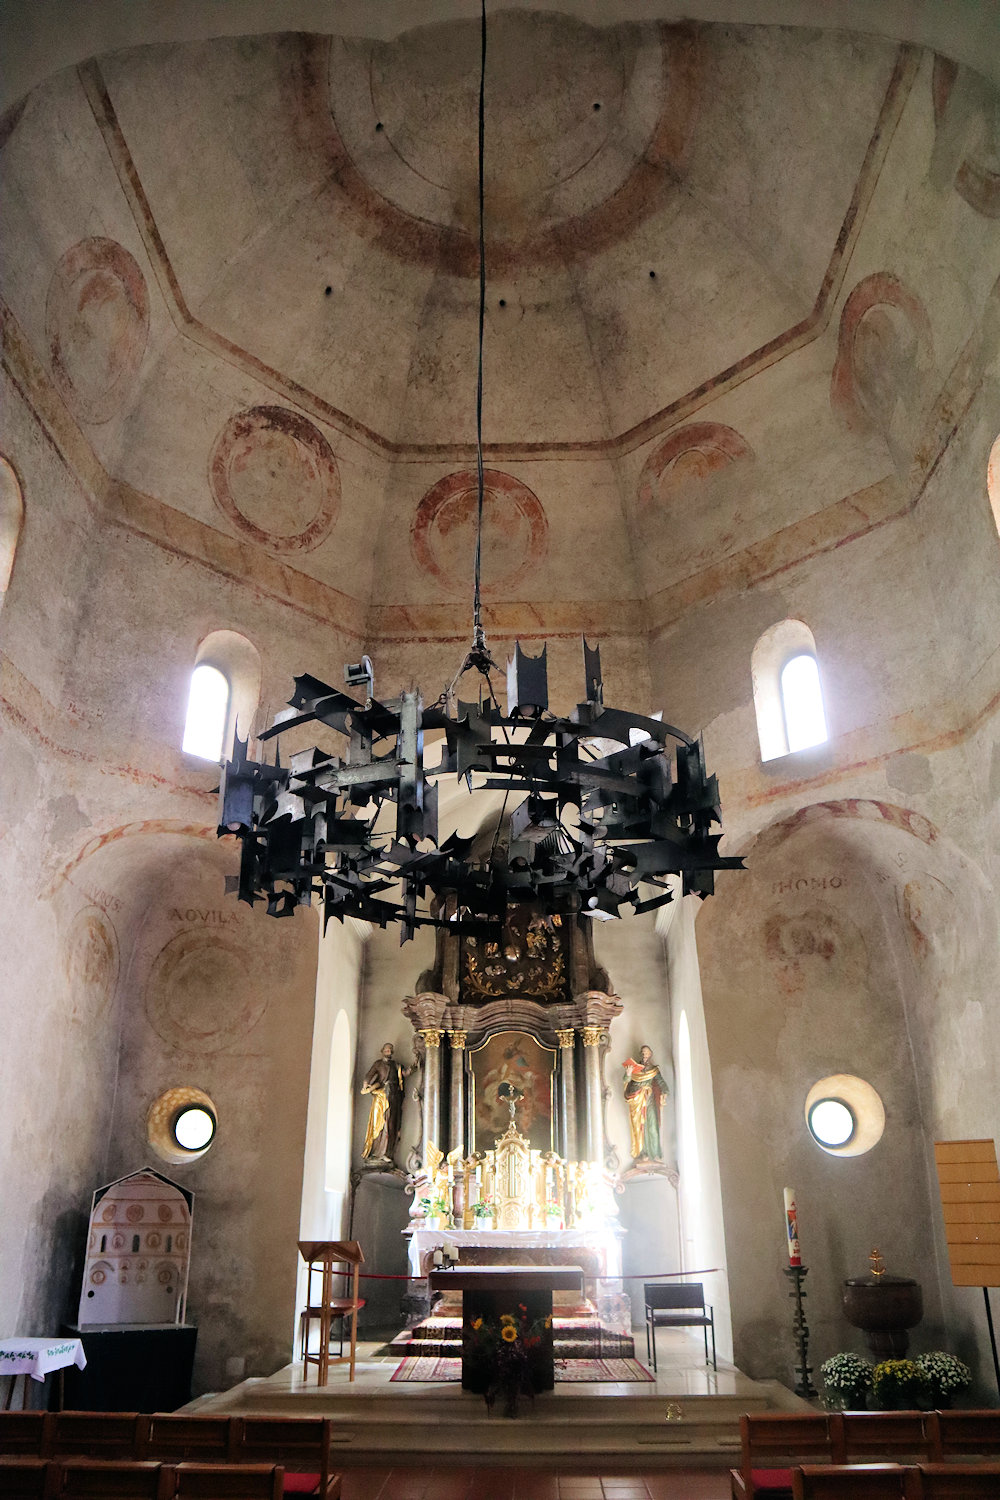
[[462, 1305, 552, 1417], [471, 1198, 495, 1225]]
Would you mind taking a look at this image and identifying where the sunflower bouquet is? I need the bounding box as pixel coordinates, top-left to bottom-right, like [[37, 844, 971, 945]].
[[462, 1303, 552, 1416]]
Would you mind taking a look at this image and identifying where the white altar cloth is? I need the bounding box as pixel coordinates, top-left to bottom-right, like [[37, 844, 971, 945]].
[[0, 1337, 87, 1382], [405, 1226, 625, 1285]]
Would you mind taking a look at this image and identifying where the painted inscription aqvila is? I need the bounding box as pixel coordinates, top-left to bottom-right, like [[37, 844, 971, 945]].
[[771, 875, 846, 895], [168, 908, 241, 925]]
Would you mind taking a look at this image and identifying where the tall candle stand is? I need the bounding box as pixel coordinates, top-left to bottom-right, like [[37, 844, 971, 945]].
[[783, 1264, 818, 1398]]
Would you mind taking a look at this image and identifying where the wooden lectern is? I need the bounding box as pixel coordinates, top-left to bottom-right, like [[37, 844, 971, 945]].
[[298, 1240, 365, 1385]]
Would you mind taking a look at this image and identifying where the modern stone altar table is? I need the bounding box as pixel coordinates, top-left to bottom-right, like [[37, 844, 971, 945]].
[[428, 1265, 584, 1391], [407, 1227, 624, 1288]]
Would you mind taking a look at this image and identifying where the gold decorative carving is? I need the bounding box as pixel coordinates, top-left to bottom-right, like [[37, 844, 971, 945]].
[[421, 1028, 442, 1048], [449, 1030, 468, 1049], [581, 1026, 606, 1047], [461, 908, 567, 1002], [555, 1028, 575, 1048]]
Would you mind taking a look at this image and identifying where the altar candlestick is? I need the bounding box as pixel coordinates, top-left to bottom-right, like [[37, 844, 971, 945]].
[[784, 1187, 801, 1266]]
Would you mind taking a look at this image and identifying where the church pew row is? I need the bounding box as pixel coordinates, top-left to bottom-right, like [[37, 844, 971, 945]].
[[792, 1463, 1000, 1498], [730, 1410, 1000, 1498], [0, 1459, 284, 1498], [0, 1415, 341, 1497]]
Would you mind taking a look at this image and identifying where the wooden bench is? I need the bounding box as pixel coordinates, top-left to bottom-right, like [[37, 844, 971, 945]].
[[730, 1410, 1000, 1498], [0, 1413, 341, 1498], [731, 1412, 845, 1497], [0, 1459, 287, 1498], [792, 1462, 1000, 1498]]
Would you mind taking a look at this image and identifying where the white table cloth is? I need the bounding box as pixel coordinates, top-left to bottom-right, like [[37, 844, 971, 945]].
[[0, 1337, 87, 1382]]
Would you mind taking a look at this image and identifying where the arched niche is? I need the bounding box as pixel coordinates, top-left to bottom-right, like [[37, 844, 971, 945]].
[[694, 798, 997, 1384], [50, 820, 320, 1392]]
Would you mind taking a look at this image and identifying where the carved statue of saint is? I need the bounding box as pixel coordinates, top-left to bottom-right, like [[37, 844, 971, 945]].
[[361, 1043, 411, 1165], [623, 1045, 669, 1163]]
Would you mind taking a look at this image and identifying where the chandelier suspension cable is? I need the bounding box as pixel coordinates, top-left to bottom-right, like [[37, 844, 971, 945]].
[[472, 0, 488, 653], [214, 0, 744, 940]]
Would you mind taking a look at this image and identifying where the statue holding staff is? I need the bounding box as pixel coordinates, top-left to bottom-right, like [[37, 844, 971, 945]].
[[623, 1045, 669, 1163], [361, 1042, 411, 1164]]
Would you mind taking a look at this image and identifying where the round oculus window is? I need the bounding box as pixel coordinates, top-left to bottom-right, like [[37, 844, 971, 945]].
[[808, 1096, 856, 1148], [172, 1104, 216, 1152]]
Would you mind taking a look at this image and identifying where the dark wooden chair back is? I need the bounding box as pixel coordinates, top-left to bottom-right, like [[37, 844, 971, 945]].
[[49, 1414, 150, 1460], [918, 1461, 1000, 1496], [57, 1459, 170, 1498], [792, 1464, 910, 1499], [174, 1463, 284, 1498], [645, 1282, 706, 1310], [145, 1415, 238, 1463]]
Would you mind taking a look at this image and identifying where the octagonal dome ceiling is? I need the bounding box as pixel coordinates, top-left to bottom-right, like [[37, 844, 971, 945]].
[[85, 14, 901, 450]]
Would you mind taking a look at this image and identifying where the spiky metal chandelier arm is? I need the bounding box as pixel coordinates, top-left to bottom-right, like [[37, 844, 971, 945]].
[[217, 640, 744, 940]]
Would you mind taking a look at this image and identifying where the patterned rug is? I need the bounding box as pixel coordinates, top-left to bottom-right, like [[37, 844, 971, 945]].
[[390, 1355, 654, 1383]]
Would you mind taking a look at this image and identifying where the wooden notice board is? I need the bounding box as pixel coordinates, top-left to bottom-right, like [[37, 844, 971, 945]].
[[934, 1139, 1000, 1288]]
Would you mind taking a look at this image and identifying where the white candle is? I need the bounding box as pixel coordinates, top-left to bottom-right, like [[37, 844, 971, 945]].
[[784, 1187, 801, 1266]]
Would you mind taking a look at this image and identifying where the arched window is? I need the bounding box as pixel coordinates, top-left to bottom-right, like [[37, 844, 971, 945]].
[[752, 620, 829, 762], [988, 433, 1000, 542], [780, 653, 828, 753], [0, 454, 25, 613], [182, 663, 230, 760], [181, 629, 261, 762]]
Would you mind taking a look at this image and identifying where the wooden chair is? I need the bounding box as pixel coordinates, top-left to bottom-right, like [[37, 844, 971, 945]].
[[917, 1462, 1000, 1496], [0, 1457, 55, 1496], [929, 1410, 1000, 1458], [791, 1464, 913, 1499], [840, 1412, 934, 1463], [0, 1411, 53, 1455], [298, 1242, 364, 1385], [234, 1417, 340, 1497], [56, 1459, 172, 1498], [173, 1464, 284, 1498], [145, 1415, 238, 1464], [731, 1413, 843, 1498], [644, 1281, 716, 1371], [48, 1414, 150, 1461]]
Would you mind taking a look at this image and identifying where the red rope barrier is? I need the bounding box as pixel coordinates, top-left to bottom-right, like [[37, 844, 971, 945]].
[[355, 1265, 722, 1282]]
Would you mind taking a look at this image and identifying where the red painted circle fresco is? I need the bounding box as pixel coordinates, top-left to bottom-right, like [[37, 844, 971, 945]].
[[637, 422, 753, 509], [46, 237, 150, 425], [410, 469, 548, 595], [209, 405, 340, 553]]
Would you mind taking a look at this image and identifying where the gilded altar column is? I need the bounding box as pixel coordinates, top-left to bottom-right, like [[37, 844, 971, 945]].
[[556, 1028, 578, 1161], [581, 1025, 606, 1166], [448, 1030, 467, 1158], [420, 1028, 442, 1166]]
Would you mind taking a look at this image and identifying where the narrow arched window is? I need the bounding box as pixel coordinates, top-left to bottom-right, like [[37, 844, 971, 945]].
[[182, 663, 230, 760], [752, 619, 829, 761], [0, 455, 25, 615], [780, 653, 827, 753]]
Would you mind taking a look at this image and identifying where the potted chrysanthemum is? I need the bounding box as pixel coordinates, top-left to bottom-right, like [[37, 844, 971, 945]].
[[915, 1351, 972, 1407], [819, 1352, 874, 1410], [871, 1357, 931, 1410]]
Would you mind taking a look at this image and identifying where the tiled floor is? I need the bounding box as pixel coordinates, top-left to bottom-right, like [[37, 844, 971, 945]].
[[338, 1470, 731, 1499]]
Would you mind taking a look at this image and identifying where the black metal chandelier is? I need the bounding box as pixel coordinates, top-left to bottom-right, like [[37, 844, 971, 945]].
[[216, 3, 744, 941]]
